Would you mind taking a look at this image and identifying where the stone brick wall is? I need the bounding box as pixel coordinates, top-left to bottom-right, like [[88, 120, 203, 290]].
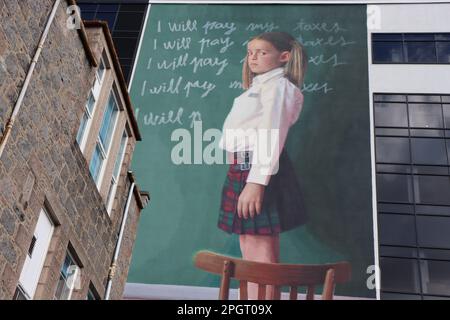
[[0, 0, 144, 299]]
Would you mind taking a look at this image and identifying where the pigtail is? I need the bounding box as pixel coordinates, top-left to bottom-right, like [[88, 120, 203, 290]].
[[284, 40, 308, 89], [242, 54, 253, 90]]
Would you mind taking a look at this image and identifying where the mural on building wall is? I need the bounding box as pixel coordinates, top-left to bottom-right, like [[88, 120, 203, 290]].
[[128, 4, 374, 298]]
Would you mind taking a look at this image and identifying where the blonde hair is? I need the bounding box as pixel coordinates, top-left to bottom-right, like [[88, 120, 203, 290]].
[[242, 32, 308, 90]]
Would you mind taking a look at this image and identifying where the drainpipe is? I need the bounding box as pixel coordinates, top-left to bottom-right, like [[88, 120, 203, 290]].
[[0, 0, 61, 158], [105, 174, 135, 300]]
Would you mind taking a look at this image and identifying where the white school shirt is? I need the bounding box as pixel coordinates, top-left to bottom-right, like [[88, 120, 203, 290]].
[[218, 67, 304, 186]]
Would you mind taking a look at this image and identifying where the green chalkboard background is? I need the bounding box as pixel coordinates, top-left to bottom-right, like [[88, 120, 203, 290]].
[[128, 4, 375, 298]]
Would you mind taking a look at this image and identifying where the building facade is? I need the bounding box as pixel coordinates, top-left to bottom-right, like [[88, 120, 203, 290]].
[[0, 0, 149, 299]]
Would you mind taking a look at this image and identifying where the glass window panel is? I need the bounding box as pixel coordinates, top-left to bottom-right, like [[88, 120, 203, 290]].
[[378, 214, 417, 246], [86, 91, 95, 114], [377, 203, 414, 214], [411, 166, 449, 175], [373, 94, 406, 102], [96, 59, 105, 83], [376, 164, 411, 174], [419, 248, 450, 260], [416, 205, 450, 217], [423, 295, 450, 300], [115, 12, 144, 31], [372, 42, 404, 63], [414, 176, 450, 206], [404, 33, 435, 41], [411, 138, 447, 165], [437, 42, 450, 63], [113, 37, 137, 58], [80, 11, 95, 20], [113, 131, 128, 179], [99, 94, 119, 152], [119, 4, 147, 12], [113, 31, 139, 38], [380, 245, 418, 259], [435, 34, 450, 41], [95, 12, 117, 31], [405, 42, 437, 63], [78, 4, 97, 12], [98, 4, 119, 12], [76, 113, 88, 145], [417, 216, 450, 249], [89, 144, 103, 183], [375, 128, 409, 136], [408, 95, 441, 103], [380, 257, 421, 294], [377, 174, 413, 203], [410, 129, 444, 138], [442, 96, 450, 103], [443, 105, 450, 128], [408, 103, 443, 128], [374, 103, 408, 127], [376, 137, 410, 163], [420, 260, 450, 296], [381, 292, 422, 300], [447, 140, 450, 164]]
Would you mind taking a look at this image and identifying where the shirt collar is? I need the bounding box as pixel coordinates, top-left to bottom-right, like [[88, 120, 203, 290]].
[[252, 67, 285, 85]]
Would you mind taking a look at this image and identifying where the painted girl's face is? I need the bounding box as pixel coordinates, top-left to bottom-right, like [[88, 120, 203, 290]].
[[246, 39, 290, 75]]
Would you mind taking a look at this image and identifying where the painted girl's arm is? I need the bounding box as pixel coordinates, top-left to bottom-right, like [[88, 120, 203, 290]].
[[246, 79, 303, 186]]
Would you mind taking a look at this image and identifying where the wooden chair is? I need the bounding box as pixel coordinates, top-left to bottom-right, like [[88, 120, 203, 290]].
[[194, 250, 351, 300]]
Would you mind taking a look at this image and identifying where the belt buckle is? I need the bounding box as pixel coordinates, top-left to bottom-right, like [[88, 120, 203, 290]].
[[239, 162, 251, 171]]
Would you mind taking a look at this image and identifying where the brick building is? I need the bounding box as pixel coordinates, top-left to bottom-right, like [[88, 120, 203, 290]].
[[0, 0, 149, 299]]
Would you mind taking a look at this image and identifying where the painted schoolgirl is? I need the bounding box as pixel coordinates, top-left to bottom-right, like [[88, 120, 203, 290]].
[[218, 31, 308, 300]]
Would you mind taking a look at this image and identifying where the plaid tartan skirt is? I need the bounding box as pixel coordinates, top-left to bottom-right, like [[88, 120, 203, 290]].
[[218, 149, 308, 235]]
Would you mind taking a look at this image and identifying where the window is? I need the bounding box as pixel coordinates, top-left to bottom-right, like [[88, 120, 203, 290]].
[[374, 93, 450, 299], [372, 33, 450, 64], [54, 250, 81, 300], [106, 129, 128, 213], [76, 55, 107, 151], [88, 91, 120, 186], [17, 208, 55, 299], [86, 283, 101, 300]]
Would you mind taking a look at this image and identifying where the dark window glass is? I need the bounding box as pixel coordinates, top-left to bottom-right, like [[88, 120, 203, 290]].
[[381, 292, 422, 300], [81, 11, 96, 20], [417, 216, 450, 249], [115, 12, 144, 31], [376, 164, 411, 174], [120, 4, 147, 12], [443, 105, 450, 128], [409, 129, 444, 138], [113, 37, 137, 58], [374, 103, 408, 127], [380, 245, 417, 258], [411, 138, 448, 165], [373, 94, 406, 103], [404, 33, 435, 41], [78, 4, 97, 11], [377, 174, 413, 203], [419, 248, 450, 260], [98, 4, 119, 12], [378, 214, 417, 246], [435, 33, 450, 41], [380, 257, 421, 294], [408, 95, 441, 103], [405, 42, 437, 63], [437, 42, 450, 63], [372, 33, 403, 41], [408, 103, 443, 128], [376, 137, 410, 164], [414, 176, 450, 206], [373, 42, 404, 63], [375, 128, 409, 137], [420, 260, 450, 296], [378, 203, 414, 214], [95, 12, 117, 31]]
